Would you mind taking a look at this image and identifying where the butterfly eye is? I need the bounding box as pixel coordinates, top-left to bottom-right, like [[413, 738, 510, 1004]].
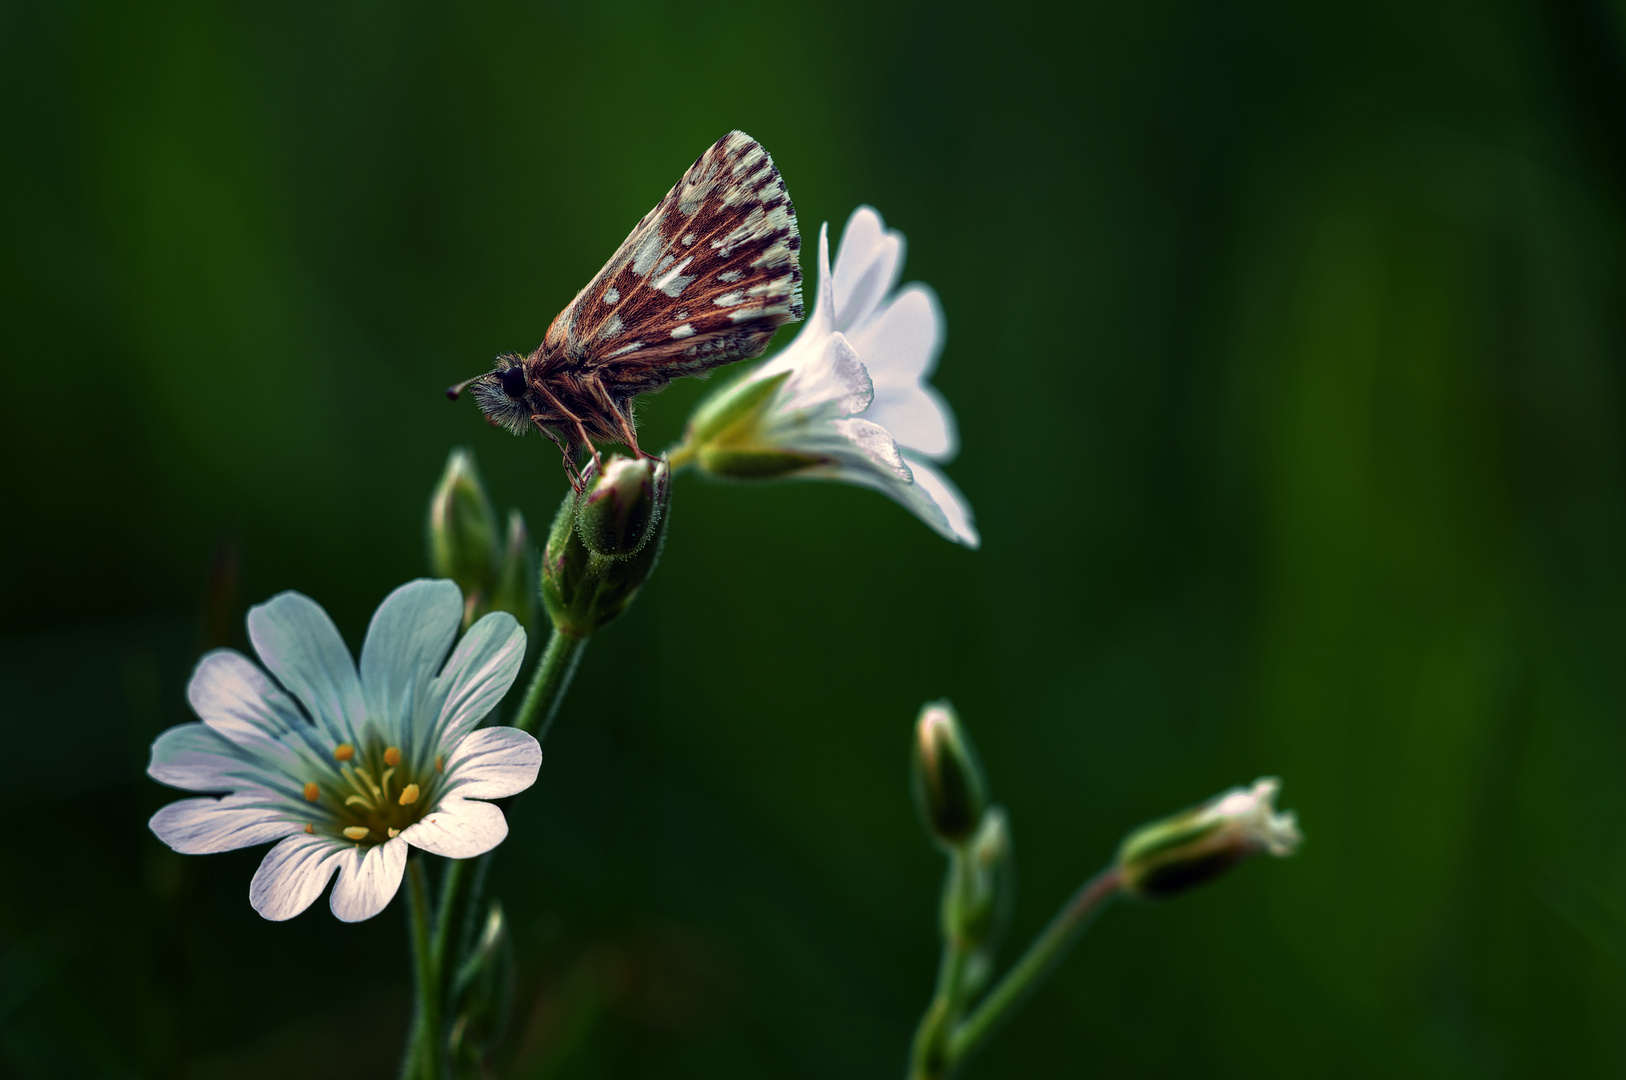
[[499, 366, 528, 399]]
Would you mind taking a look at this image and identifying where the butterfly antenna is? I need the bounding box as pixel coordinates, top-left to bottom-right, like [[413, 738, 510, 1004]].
[[445, 375, 481, 401]]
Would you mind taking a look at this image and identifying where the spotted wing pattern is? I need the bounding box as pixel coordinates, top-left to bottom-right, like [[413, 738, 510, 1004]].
[[541, 131, 803, 397]]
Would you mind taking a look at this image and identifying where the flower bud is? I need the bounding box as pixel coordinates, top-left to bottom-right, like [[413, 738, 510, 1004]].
[[911, 701, 988, 848], [541, 458, 672, 637], [1117, 777, 1303, 900], [427, 448, 500, 606], [576, 455, 669, 558], [449, 901, 515, 1072], [487, 508, 537, 628]]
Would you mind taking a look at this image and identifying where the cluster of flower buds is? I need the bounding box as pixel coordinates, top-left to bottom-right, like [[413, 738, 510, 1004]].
[[1115, 777, 1303, 899], [541, 455, 672, 638], [428, 448, 537, 629]]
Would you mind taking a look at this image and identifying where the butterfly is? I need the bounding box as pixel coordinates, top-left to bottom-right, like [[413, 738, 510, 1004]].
[[448, 131, 804, 489]]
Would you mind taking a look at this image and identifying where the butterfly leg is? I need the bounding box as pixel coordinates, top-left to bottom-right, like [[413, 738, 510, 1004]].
[[585, 376, 645, 458], [533, 383, 602, 479], [532, 417, 586, 492]]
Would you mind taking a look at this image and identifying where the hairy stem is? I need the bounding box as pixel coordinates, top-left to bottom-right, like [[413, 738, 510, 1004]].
[[406, 857, 442, 1080], [512, 628, 587, 739]]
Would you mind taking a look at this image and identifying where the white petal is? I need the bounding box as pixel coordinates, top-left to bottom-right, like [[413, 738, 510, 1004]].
[[826, 453, 980, 548], [851, 286, 958, 461], [832, 206, 904, 335], [247, 592, 366, 746], [188, 649, 322, 773], [359, 579, 463, 747], [851, 284, 943, 385], [149, 794, 295, 854], [445, 726, 542, 800], [904, 455, 980, 548], [148, 722, 275, 793], [328, 837, 409, 922], [828, 418, 911, 480], [427, 611, 527, 748], [250, 833, 346, 921], [401, 797, 508, 859]]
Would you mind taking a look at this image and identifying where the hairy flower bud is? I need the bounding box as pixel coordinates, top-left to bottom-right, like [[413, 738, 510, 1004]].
[[541, 458, 672, 637], [912, 701, 988, 848], [488, 508, 537, 628], [576, 456, 669, 558], [428, 448, 500, 609], [1117, 777, 1303, 900]]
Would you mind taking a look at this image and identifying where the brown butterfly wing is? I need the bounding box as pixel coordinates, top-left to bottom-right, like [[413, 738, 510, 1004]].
[[541, 131, 803, 399]]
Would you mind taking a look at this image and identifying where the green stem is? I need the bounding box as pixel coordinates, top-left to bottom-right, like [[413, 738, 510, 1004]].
[[406, 857, 442, 1080], [944, 866, 1123, 1071], [909, 850, 976, 1080], [512, 627, 587, 739], [411, 624, 589, 1076]]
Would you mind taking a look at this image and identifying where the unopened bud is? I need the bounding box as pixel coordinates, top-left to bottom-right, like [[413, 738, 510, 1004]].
[[577, 455, 669, 558], [1117, 777, 1303, 900], [428, 448, 500, 607], [541, 457, 672, 637], [960, 808, 1015, 995], [912, 701, 987, 848], [487, 508, 537, 628]]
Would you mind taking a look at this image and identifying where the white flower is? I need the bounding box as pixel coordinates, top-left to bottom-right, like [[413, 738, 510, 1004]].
[[147, 579, 538, 923], [682, 206, 978, 547], [1197, 777, 1302, 857], [1116, 776, 1303, 898]]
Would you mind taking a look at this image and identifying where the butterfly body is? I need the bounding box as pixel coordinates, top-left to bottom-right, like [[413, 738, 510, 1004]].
[[459, 131, 804, 488]]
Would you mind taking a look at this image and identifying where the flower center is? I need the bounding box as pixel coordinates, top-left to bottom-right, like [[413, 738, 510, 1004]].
[[301, 742, 446, 845]]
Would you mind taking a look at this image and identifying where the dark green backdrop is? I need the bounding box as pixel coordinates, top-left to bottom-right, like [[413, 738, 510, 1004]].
[[5, 1, 1626, 1076]]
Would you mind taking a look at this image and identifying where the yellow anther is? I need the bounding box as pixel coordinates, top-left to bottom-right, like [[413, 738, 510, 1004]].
[[399, 783, 420, 806], [304, 823, 314, 834], [345, 795, 371, 808], [303, 781, 320, 803], [384, 746, 401, 767], [343, 826, 369, 841], [387, 828, 400, 838], [435, 755, 445, 773], [333, 743, 355, 762]]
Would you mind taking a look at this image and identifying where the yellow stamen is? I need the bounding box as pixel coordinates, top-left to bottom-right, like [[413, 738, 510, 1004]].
[[435, 755, 444, 773], [303, 781, 320, 803], [380, 767, 395, 798], [384, 746, 401, 767], [387, 828, 399, 838], [343, 826, 369, 841], [304, 823, 314, 834], [333, 743, 355, 762], [399, 783, 420, 806], [345, 795, 371, 808]]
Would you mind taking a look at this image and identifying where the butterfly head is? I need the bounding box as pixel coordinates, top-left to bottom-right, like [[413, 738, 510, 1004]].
[[463, 353, 545, 436]]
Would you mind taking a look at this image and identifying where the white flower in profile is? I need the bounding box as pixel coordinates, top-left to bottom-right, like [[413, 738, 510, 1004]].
[[147, 580, 538, 922], [1116, 777, 1303, 899], [680, 206, 978, 547]]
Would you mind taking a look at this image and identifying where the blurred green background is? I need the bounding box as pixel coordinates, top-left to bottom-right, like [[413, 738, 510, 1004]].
[[5, 0, 1626, 1076]]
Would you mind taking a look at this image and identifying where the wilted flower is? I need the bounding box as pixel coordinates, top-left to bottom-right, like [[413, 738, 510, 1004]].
[[682, 206, 978, 547], [148, 580, 539, 922], [1116, 777, 1303, 899]]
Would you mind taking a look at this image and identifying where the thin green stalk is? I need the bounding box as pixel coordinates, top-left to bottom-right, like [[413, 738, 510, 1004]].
[[406, 857, 442, 1080], [944, 866, 1123, 1071], [909, 850, 976, 1080], [512, 627, 587, 739], [414, 623, 588, 1075]]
